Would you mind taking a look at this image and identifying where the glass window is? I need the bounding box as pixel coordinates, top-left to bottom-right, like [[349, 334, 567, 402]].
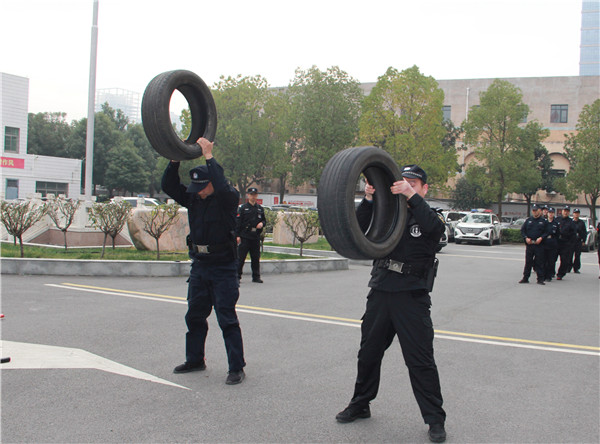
[[36, 181, 68, 198], [6, 179, 18, 200], [4, 127, 19, 153], [550, 105, 568, 123], [442, 105, 451, 121]]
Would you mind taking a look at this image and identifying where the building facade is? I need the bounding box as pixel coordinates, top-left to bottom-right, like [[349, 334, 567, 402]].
[[1, 73, 82, 200], [580, 0, 600, 76]]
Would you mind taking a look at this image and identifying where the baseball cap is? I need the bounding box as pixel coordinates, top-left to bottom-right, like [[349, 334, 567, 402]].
[[401, 164, 427, 184], [186, 166, 210, 193], [247, 187, 259, 194]]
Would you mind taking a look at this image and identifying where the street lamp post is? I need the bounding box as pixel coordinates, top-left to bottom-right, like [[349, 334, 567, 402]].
[[84, 0, 99, 201]]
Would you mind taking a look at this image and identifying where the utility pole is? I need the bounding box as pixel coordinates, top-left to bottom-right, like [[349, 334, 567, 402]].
[[84, 0, 99, 201]]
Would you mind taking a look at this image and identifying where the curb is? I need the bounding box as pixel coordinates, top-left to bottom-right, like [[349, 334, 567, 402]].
[[0, 247, 349, 277]]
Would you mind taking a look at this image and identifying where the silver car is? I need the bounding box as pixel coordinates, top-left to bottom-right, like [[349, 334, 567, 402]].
[[454, 212, 502, 246]]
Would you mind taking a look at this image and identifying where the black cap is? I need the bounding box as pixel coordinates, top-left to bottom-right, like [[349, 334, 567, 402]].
[[563, 205, 570, 211], [573, 208, 581, 213], [542, 205, 549, 210], [247, 187, 258, 194], [548, 207, 555, 213], [401, 164, 427, 184], [187, 166, 210, 193], [532, 204, 541, 210]]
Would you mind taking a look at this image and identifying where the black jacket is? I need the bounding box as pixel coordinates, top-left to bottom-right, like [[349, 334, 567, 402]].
[[557, 216, 577, 244], [161, 158, 239, 263], [544, 218, 560, 249], [357, 193, 444, 292], [236, 202, 265, 240], [573, 219, 587, 243], [521, 215, 549, 242]]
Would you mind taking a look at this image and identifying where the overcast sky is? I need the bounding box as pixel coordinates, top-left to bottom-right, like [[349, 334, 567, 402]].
[[1, 0, 584, 121]]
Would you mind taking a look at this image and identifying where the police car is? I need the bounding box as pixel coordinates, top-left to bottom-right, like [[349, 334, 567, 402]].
[[454, 210, 502, 246]]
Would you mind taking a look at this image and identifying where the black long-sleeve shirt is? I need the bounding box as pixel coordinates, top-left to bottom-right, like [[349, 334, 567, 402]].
[[236, 202, 265, 240], [521, 215, 549, 242], [161, 158, 239, 263], [357, 193, 444, 292]]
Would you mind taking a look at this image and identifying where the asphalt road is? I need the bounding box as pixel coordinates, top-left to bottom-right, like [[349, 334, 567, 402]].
[[1, 243, 599, 443]]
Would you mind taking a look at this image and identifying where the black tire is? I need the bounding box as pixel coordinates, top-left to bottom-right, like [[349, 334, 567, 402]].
[[317, 146, 407, 260], [141, 70, 217, 161]]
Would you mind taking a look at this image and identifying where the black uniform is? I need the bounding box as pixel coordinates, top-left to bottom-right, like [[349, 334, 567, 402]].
[[236, 201, 265, 281], [543, 218, 560, 280], [161, 159, 245, 373], [557, 216, 576, 278], [572, 218, 587, 272], [520, 215, 549, 283], [347, 193, 446, 426]]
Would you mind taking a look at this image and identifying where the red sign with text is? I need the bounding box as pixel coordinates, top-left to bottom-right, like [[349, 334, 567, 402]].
[[1, 157, 25, 169]]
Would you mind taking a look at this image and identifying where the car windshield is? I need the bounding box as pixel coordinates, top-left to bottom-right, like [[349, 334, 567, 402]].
[[464, 214, 491, 224]]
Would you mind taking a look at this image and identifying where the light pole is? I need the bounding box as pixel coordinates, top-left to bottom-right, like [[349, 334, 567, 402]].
[[84, 0, 99, 201]]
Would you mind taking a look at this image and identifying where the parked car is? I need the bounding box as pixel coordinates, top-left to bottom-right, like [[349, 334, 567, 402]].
[[454, 212, 502, 246], [111, 196, 161, 208], [500, 216, 521, 229], [508, 218, 526, 229], [442, 211, 469, 241], [434, 210, 450, 252], [579, 217, 597, 252]]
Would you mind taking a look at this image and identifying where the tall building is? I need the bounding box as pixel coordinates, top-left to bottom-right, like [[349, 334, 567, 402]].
[[579, 0, 600, 75], [95, 88, 141, 123]]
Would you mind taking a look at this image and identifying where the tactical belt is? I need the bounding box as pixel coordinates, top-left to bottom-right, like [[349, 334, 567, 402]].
[[375, 259, 428, 278], [191, 242, 232, 254]]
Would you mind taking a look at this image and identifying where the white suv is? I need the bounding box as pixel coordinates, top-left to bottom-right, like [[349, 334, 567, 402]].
[[454, 212, 502, 246], [111, 196, 161, 208]]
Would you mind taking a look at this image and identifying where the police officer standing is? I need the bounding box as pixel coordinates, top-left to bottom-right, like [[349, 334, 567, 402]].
[[572, 209, 586, 274], [557, 205, 576, 280], [336, 165, 447, 443], [543, 208, 560, 281], [161, 137, 246, 385], [236, 187, 265, 283], [519, 204, 549, 285]]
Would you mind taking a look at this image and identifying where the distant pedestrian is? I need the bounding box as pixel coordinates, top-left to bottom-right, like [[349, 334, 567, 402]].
[[556, 206, 576, 280], [236, 187, 265, 283], [544, 207, 560, 281], [519, 204, 549, 285], [571, 209, 586, 274]]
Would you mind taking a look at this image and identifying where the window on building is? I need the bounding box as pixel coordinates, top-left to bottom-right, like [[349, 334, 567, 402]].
[[550, 105, 568, 123], [442, 106, 451, 121], [5, 179, 19, 200], [36, 181, 68, 198], [4, 127, 20, 153]]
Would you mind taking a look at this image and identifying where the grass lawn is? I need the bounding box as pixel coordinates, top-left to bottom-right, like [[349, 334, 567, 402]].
[[264, 236, 332, 251], [0, 242, 304, 261]]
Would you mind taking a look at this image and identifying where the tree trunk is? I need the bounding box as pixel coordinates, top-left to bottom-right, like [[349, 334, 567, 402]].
[[62, 229, 68, 251], [299, 242, 304, 257], [101, 233, 108, 259], [18, 235, 24, 258], [155, 238, 160, 260]]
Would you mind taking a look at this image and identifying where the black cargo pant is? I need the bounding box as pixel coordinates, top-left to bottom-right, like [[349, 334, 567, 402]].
[[349, 289, 446, 425], [523, 243, 545, 282], [185, 260, 245, 372], [572, 241, 584, 272], [238, 237, 261, 280], [557, 241, 574, 277], [544, 242, 559, 280]]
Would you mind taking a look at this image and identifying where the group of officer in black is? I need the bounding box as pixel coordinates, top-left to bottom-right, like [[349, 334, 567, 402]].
[[519, 203, 588, 285]]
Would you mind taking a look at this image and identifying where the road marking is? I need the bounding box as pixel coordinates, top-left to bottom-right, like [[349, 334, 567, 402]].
[[47, 283, 600, 357], [0, 340, 189, 390]]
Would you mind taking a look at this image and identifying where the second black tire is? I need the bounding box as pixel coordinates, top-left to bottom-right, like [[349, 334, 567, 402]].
[[317, 146, 407, 260], [141, 70, 217, 161]]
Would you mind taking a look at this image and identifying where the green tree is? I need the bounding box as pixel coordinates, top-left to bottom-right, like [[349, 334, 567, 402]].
[[126, 122, 160, 196], [513, 121, 552, 215], [463, 79, 530, 216], [282, 209, 321, 256], [89, 200, 131, 258], [451, 174, 492, 210], [27, 112, 74, 158], [140, 203, 181, 259], [288, 66, 362, 187], [104, 142, 151, 196], [262, 89, 294, 203], [359, 65, 458, 186], [563, 99, 600, 226], [0, 200, 47, 257], [45, 195, 81, 250]]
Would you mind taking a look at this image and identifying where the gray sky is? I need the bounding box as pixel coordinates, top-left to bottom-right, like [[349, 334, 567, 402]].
[[1, 0, 583, 121]]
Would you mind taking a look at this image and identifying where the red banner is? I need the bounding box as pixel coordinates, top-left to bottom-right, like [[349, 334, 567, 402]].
[[1, 157, 25, 169]]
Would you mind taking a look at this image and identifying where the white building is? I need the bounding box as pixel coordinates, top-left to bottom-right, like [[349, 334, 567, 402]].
[[1, 72, 82, 200]]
